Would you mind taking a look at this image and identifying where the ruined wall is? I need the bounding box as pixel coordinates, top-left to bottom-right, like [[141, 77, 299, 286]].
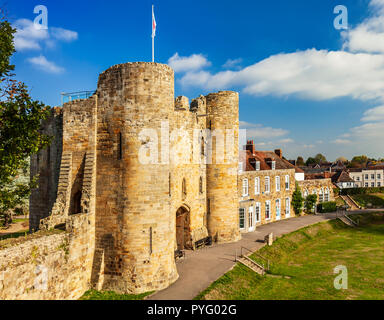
[[0, 212, 94, 300], [206, 92, 240, 243], [92, 62, 178, 294], [298, 179, 335, 202], [29, 108, 63, 231]]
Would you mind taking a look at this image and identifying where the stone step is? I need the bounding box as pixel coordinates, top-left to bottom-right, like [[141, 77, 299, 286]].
[[237, 257, 265, 275]]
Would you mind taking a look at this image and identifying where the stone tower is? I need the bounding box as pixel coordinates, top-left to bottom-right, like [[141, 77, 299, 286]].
[[94, 62, 178, 293], [206, 91, 241, 243], [30, 62, 242, 296]]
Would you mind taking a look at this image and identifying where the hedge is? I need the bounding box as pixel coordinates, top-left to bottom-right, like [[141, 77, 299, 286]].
[[317, 201, 337, 213], [340, 187, 384, 195]]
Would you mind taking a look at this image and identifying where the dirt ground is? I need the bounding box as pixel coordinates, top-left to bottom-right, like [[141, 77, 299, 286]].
[[0, 218, 29, 236]]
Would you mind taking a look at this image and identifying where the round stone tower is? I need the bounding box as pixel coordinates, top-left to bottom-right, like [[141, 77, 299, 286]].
[[95, 62, 178, 293], [206, 91, 241, 243]]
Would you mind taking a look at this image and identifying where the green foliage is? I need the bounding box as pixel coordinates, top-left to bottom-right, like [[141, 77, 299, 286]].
[[351, 194, 384, 209], [296, 156, 305, 166], [80, 289, 154, 300], [306, 154, 328, 166], [317, 201, 337, 213], [0, 18, 15, 80], [292, 183, 304, 215], [351, 155, 368, 165], [305, 157, 316, 166], [333, 187, 340, 196], [340, 187, 384, 195], [0, 14, 51, 227], [314, 153, 327, 164], [305, 194, 318, 213]]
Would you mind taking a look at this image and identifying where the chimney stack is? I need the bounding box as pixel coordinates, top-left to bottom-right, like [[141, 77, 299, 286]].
[[246, 140, 256, 155]]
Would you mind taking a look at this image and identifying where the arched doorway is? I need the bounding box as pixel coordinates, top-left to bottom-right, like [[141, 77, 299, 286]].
[[176, 206, 191, 250]]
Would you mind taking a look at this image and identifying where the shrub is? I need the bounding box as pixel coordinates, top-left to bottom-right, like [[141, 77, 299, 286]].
[[333, 187, 340, 196], [317, 201, 337, 213], [305, 194, 318, 213], [340, 187, 384, 195]]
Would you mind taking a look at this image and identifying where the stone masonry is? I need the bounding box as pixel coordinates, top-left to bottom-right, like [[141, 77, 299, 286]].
[[28, 62, 240, 295]]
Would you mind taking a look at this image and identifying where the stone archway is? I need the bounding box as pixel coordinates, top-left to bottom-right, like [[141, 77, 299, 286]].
[[176, 206, 191, 250]]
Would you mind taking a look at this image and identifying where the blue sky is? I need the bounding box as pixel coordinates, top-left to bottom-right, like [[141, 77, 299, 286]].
[[8, 0, 384, 161]]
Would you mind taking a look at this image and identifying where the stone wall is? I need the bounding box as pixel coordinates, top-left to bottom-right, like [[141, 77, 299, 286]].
[[29, 108, 63, 231], [298, 179, 335, 202], [28, 62, 241, 297], [170, 95, 208, 250], [92, 63, 178, 294], [0, 212, 94, 300], [238, 169, 296, 229]]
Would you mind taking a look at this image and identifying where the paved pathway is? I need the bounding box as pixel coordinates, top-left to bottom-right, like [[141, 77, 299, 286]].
[[149, 213, 339, 300], [149, 209, 384, 300]]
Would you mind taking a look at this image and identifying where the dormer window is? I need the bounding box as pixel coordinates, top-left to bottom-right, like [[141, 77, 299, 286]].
[[256, 161, 260, 171], [271, 161, 276, 170]]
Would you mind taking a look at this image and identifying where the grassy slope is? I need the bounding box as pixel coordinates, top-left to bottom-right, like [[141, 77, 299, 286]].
[[352, 194, 384, 208], [196, 213, 384, 300]]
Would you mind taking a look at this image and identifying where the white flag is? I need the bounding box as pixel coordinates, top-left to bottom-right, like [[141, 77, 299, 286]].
[[152, 5, 157, 38]]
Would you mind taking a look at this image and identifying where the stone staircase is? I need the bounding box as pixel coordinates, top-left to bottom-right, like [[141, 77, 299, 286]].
[[338, 214, 358, 227], [236, 255, 266, 275], [341, 195, 361, 210], [80, 152, 96, 214], [40, 152, 72, 230]]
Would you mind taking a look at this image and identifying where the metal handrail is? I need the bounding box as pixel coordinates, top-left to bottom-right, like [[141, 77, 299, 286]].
[[61, 90, 96, 106], [239, 246, 270, 271]]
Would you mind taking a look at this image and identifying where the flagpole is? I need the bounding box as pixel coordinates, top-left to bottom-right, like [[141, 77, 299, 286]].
[[152, 31, 154, 63], [152, 5, 155, 63]]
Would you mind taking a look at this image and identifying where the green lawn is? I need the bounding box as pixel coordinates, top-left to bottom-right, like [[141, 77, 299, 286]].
[[80, 289, 153, 300], [335, 196, 346, 207], [195, 213, 384, 300], [352, 194, 384, 208]]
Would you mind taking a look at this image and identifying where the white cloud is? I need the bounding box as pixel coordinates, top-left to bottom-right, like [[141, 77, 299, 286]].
[[27, 55, 65, 74], [168, 53, 211, 73], [239, 121, 289, 139], [223, 58, 242, 69], [13, 19, 78, 52], [50, 27, 78, 42], [178, 49, 384, 102], [350, 121, 384, 138], [361, 105, 384, 122], [332, 139, 352, 145], [13, 19, 48, 51], [278, 138, 294, 144], [343, 0, 384, 54]]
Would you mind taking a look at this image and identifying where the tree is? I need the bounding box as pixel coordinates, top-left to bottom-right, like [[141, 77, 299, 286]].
[[296, 156, 305, 166], [336, 156, 348, 163], [306, 157, 317, 166], [351, 155, 368, 165], [314, 153, 327, 164], [292, 183, 304, 215], [0, 13, 51, 228], [305, 194, 318, 213]]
